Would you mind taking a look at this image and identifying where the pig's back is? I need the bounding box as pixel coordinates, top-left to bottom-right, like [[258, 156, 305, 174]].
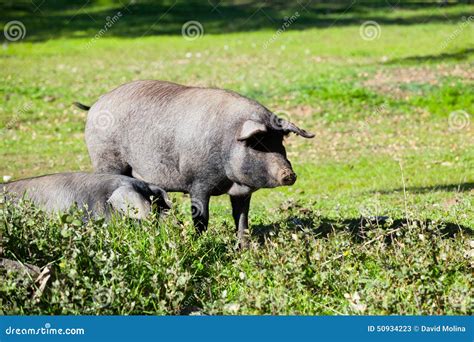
[[87, 80, 251, 125], [85, 80, 265, 188]]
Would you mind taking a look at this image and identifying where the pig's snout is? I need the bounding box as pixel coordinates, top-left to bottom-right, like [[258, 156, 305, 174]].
[[278, 168, 296, 186]]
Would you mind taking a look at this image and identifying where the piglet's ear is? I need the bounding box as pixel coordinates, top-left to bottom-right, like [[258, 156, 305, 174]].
[[237, 120, 267, 141], [107, 186, 151, 219], [148, 184, 172, 209]]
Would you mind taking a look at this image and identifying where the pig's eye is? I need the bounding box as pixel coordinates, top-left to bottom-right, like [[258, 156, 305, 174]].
[[245, 132, 283, 152], [245, 134, 268, 151]]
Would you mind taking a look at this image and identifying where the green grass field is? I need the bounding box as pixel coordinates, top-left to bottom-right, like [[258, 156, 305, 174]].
[[1, 1, 473, 315]]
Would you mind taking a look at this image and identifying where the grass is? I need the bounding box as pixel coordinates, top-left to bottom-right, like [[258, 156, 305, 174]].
[[0, 0, 473, 315]]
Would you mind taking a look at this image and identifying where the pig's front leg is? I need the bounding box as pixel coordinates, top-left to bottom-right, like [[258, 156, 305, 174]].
[[190, 193, 210, 234], [230, 195, 251, 249]]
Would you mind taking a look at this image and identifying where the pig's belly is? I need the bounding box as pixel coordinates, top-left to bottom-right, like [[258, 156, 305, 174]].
[[127, 149, 190, 192], [130, 160, 189, 193]]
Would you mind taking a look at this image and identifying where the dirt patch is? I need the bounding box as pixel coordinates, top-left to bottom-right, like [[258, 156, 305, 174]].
[[363, 64, 474, 99], [291, 104, 322, 118], [285, 109, 473, 163], [311, 56, 359, 65]]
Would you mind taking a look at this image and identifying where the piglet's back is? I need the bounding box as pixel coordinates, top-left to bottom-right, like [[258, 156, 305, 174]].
[[2, 173, 117, 213]]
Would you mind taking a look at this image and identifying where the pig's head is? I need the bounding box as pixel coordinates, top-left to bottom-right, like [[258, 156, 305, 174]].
[[227, 112, 314, 190]]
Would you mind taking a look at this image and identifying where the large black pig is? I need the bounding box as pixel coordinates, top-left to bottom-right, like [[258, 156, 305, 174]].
[[78, 80, 314, 246]]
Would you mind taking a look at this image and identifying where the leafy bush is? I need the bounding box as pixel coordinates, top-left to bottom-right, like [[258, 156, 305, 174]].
[[1, 198, 471, 315]]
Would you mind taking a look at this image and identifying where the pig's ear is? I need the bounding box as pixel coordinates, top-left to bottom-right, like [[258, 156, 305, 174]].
[[280, 120, 315, 138], [148, 184, 172, 209], [237, 120, 267, 141]]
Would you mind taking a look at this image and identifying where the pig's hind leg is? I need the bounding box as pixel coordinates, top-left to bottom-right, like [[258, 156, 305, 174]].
[[88, 142, 131, 176]]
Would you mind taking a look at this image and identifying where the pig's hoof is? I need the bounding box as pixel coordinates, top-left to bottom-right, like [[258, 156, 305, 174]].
[[234, 238, 249, 250]]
